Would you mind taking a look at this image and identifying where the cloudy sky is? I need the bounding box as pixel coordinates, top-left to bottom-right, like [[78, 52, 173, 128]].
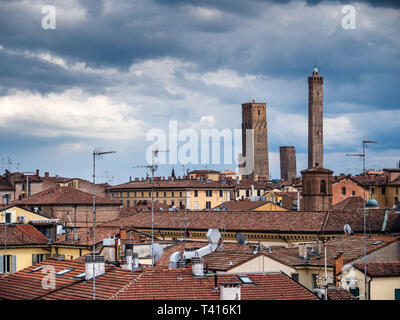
[[0, 0, 399, 183]]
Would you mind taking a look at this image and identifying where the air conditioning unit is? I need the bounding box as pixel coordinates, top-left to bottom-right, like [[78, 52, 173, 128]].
[[17, 216, 26, 222]]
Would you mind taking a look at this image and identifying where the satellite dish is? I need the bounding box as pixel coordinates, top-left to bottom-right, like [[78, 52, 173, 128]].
[[150, 243, 163, 261], [236, 232, 245, 245], [343, 224, 353, 235]]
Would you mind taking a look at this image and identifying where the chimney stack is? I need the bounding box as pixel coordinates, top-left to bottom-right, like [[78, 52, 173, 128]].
[[36, 169, 40, 176], [220, 282, 241, 300], [120, 227, 127, 240], [85, 255, 105, 280], [335, 251, 344, 277], [191, 256, 204, 277], [44, 172, 49, 177]]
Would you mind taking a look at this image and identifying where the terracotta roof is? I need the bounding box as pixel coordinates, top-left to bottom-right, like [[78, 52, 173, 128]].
[[0, 258, 140, 300], [213, 200, 270, 211], [327, 288, 357, 300], [120, 201, 171, 215], [188, 170, 220, 174], [353, 262, 400, 277], [265, 234, 400, 268], [204, 250, 260, 271], [235, 180, 274, 189], [333, 196, 365, 211], [156, 241, 259, 269], [12, 187, 120, 206], [0, 224, 49, 246], [54, 226, 121, 246], [274, 191, 299, 200], [100, 209, 400, 234], [115, 269, 319, 300], [110, 178, 236, 190], [0, 176, 13, 191]]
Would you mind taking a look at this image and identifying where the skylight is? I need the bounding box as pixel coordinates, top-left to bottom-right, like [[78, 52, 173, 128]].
[[30, 266, 44, 273], [55, 268, 74, 277], [372, 241, 382, 245], [72, 272, 86, 280], [238, 275, 253, 284]]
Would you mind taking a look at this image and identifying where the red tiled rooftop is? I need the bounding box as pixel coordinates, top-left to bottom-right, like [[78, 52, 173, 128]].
[[0, 224, 49, 245], [327, 288, 357, 300], [333, 196, 364, 211], [353, 262, 400, 277], [12, 187, 120, 206]]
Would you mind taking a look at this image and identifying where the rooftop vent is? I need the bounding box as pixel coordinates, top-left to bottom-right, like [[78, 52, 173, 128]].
[[85, 255, 105, 280], [220, 282, 241, 300], [192, 256, 204, 277]]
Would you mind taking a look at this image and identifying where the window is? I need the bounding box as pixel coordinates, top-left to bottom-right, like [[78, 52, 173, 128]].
[[291, 273, 299, 282], [312, 274, 318, 289], [180, 192, 182, 197], [396, 187, 399, 195], [219, 190, 223, 197], [72, 272, 86, 280], [382, 187, 386, 195], [134, 192, 137, 197], [164, 192, 167, 197], [395, 289, 400, 301], [148, 192, 151, 197], [126, 200, 130, 208], [206, 190, 212, 197], [171, 200, 175, 206], [194, 190, 198, 197], [30, 266, 44, 273], [5, 212, 11, 224], [194, 201, 199, 209], [171, 192, 174, 197], [32, 254, 49, 265], [206, 201, 211, 209], [352, 191, 355, 195], [0, 255, 16, 273], [127, 192, 130, 198], [238, 275, 253, 284], [156, 192, 159, 197], [257, 190, 260, 196], [342, 187, 346, 195], [246, 190, 249, 197], [350, 287, 360, 298], [120, 192, 122, 198], [320, 180, 326, 194]]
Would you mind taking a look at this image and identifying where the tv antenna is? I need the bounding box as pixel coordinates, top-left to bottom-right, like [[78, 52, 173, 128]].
[[134, 147, 169, 268], [92, 147, 116, 300], [346, 140, 377, 300]]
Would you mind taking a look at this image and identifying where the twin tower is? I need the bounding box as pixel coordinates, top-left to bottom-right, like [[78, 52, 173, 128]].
[[241, 67, 324, 181]]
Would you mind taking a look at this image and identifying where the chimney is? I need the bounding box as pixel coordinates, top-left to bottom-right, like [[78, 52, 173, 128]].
[[85, 255, 105, 280], [44, 172, 49, 177], [191, 256, 204, 277], [120, 227, 127, 240], [36, 169, 39, 176], [177, 259, 186, 269], [122, 249, 139, 271], [298, 243, 307, 259], [220, 282, 241, 300], [73, 228, 78, 241], [335, 251, 344, 276], [129, 176, 132, 182]]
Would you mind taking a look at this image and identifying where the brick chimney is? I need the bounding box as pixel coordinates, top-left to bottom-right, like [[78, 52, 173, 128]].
[[120, 227, 127, 240], [44, 172, 49, 177], [220, 282, 241, 300], [36, 169, 40, 176], [334, 251, 344, 285]]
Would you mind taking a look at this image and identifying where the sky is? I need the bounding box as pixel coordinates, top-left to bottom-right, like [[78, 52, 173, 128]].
[[0, 0, 399, 184]]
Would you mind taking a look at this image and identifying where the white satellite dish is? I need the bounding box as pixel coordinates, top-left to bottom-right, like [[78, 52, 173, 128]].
[[343, 224, 353, 235], [236, 232, 245, 245], [150, 243, 164, 261]]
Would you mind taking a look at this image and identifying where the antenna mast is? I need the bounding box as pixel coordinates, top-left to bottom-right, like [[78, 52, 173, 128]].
[[346, 140, 377, 300], [135, 147, 168, 268]]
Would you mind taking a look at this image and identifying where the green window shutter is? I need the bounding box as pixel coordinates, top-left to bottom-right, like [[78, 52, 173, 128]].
[[12, 255, 17, 273], [395, 289, 400, 301], [0, 255, 3, 273]]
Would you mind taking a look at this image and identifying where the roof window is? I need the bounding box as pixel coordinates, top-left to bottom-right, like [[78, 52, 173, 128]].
[[55, 267, 74, 277], [238, 275, 253, 284]]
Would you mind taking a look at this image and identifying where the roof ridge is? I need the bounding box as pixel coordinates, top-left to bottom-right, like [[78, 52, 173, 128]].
[[109, 270, 146, 300]]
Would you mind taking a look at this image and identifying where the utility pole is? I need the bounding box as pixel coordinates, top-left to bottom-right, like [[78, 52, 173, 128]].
[[346, 140, 377, 300], [92, 148, 115, 300], [134, 148, 168, 268]]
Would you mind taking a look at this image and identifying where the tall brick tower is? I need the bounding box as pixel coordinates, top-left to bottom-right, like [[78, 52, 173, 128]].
[[241, 101, 269, 181], [308, 66, 324, 169], [280, 146, 297, 182]]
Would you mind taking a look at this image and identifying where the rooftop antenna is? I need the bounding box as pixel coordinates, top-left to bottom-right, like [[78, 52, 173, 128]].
[[134, 146, 168, 268], [346, 140, 377, 300], [92, 147, 115, 300]]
